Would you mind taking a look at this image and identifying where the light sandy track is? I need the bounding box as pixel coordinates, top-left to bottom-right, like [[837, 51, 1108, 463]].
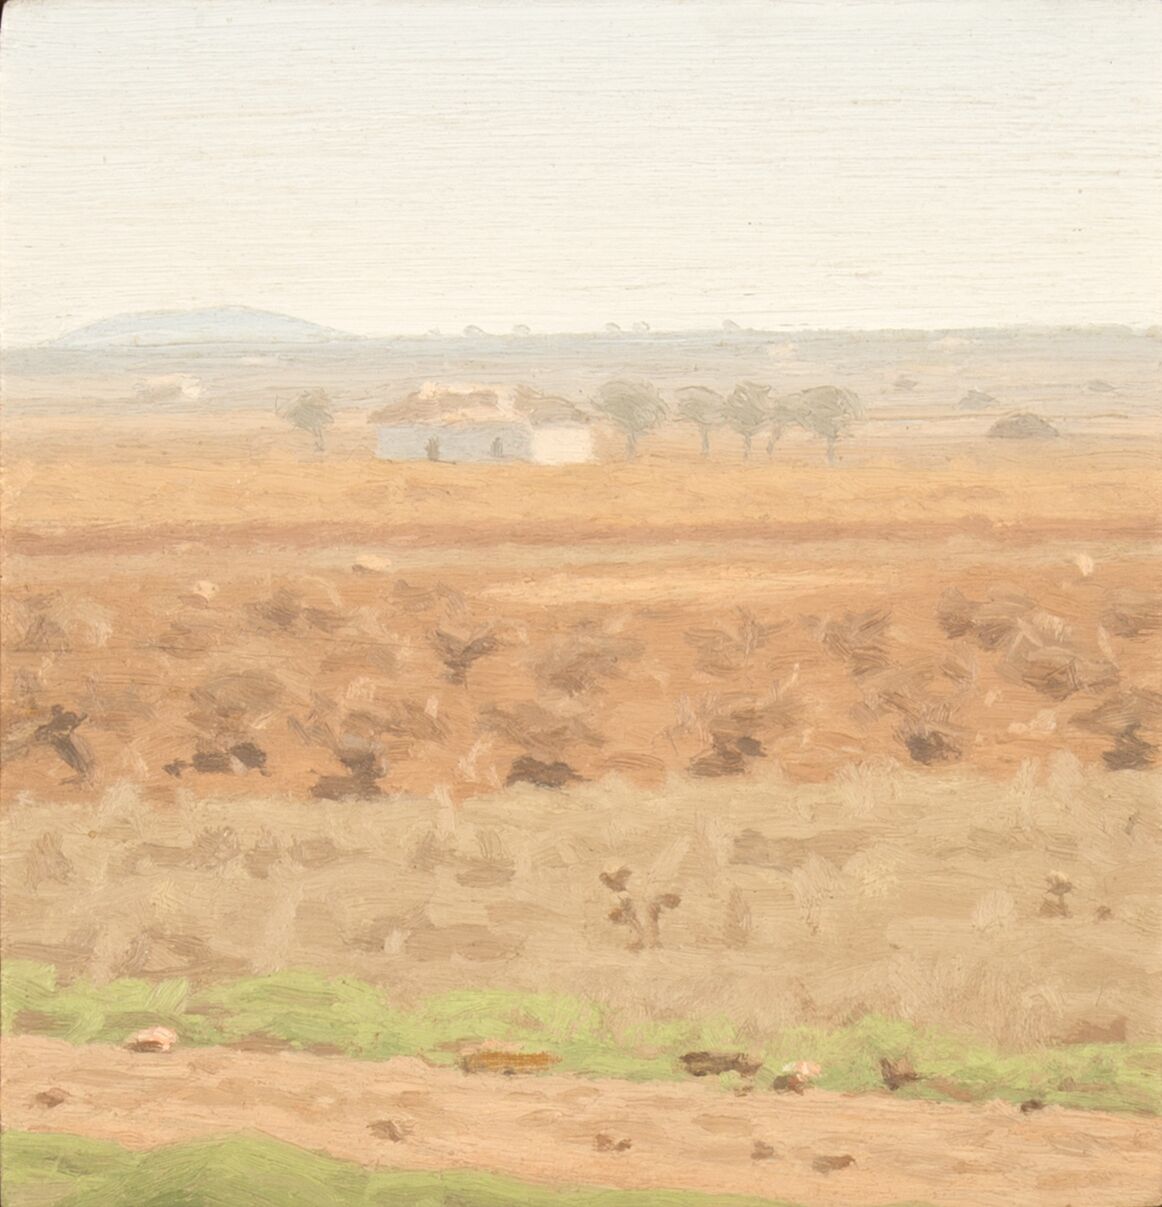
[[4, 1038, 1160, 1207]]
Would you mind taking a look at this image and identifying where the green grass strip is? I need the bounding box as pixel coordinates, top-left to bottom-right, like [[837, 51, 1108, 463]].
[[4, 960, 1159, 1114], [0, 1131, 939, 1207]]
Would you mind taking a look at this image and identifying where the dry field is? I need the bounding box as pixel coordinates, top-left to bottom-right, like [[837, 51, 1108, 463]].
[[3, 411, 1160, 803], [3, 770, 1159, 1047], [2, 406, 1161, 1205]]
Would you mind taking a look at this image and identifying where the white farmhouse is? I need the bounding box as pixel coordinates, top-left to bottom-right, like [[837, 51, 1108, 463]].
[[371, 383, 594, 465]]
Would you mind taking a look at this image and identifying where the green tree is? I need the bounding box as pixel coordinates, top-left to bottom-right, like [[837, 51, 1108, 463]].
[[282, 389, 334, 452], [674, 386, 724, 458], [723, 381, 771, 460], [594, 379, 667, 459], [778, 386, 863, 464]]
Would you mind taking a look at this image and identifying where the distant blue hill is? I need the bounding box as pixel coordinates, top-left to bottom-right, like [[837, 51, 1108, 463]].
[[52, 306, 357, 347]]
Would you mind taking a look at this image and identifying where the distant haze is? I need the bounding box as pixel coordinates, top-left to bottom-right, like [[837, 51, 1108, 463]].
[[52, 306, 355, 347], [1, 0, 1159, 344]]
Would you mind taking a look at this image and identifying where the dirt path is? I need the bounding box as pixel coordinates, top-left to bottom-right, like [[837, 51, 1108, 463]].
[[4, 1038, 1161, 1207]]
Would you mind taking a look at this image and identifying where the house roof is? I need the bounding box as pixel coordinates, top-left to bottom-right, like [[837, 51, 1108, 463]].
[[511, 385, 589, 425], [368, 387, 501, 425], [370, 383, 589, 427]]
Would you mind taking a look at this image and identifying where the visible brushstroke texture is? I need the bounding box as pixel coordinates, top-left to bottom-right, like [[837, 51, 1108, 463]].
[[680, 1051, 763, 1079], [6, 962, 1161, 1113], [593, 380, 667, 459], [281, 389, 335, 453], [988, 412, 1060, 440], [2, 1052, 1161, 1207], [3, 2, 1161, 341], [0, 1131, 906, 1207], [2, 2, 1161, 1203], [3, 770, 1159, 1064]]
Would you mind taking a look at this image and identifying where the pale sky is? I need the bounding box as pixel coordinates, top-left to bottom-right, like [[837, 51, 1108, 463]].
[[2, 0, 1159, 342]]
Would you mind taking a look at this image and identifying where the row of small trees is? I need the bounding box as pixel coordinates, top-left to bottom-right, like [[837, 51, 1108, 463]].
[[593, 380, 864, 463], [279, 380, 863, 462]]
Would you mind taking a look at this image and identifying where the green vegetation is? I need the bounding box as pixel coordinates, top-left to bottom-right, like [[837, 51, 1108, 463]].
[[4, 961, 1159, 1114], [0, 1132, 937, 1207]]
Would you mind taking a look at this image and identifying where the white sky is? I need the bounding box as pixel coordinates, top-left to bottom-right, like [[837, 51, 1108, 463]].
[[1, 0, 1159, 342]]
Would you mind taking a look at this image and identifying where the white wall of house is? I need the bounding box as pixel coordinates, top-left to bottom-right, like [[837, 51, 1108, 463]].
[[377, 423, 531, 462], [377, 422, 593, 464], [529, 425, 594, 465]]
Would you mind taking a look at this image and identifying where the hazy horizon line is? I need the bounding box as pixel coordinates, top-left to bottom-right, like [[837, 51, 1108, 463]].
[[10, 303, 1159, 351]]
